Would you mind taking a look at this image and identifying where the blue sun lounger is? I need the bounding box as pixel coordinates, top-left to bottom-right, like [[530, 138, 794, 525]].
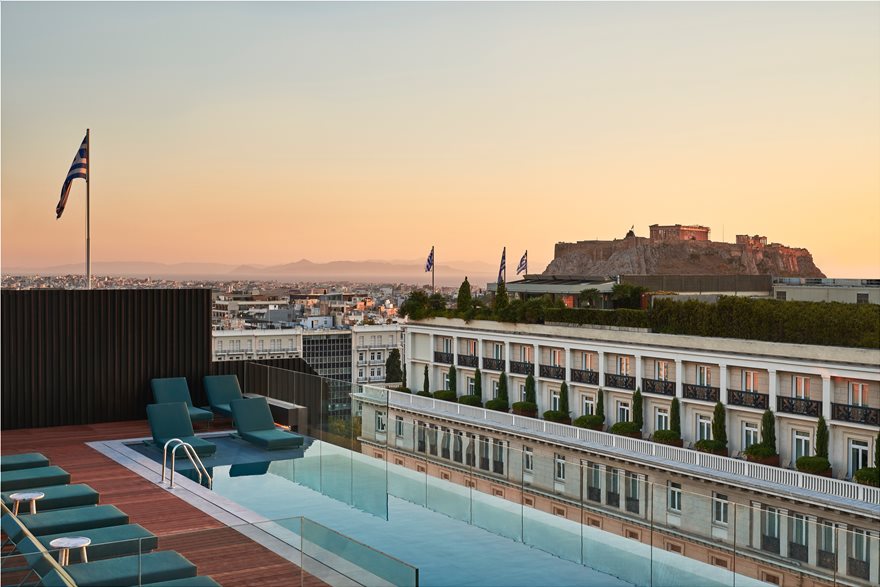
[[0, 452, 50, 472], [230, 396, 304, 450], [2, 483, 100, 512], [0, 466, 71, 492], [147, 402, 217, 458], [151, 377, 214, 424], [203, 374, 244, 418]]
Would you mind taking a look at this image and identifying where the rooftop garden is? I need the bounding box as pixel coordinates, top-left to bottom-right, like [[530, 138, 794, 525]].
[[400, 280, 880, 349]]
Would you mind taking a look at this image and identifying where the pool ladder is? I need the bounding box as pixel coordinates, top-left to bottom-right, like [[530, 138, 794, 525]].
[[161, 438, 212, 489]]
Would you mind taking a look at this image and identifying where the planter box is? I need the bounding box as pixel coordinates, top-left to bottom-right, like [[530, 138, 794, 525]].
[[618, 431, 642, 439], [697, 446, 729, 457], [512, 406, 537, 418], [797, 466, 833, 478], [746, 454, 780, 467], [655, 437, 683, 448]]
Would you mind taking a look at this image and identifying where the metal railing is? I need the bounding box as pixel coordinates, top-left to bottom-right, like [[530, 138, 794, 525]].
[[831, 403, 879, 425], [778, 396, 821, 417], [539, 365, 565, 380], [161, 438, 212, 489], [683, 383, 719, 403], [605, 373, 636, 390], [433, 351, 453, 364], [457, 355, 478, 368], [728, 389, 769, 410], [509, 360, 534, 375], [572, 368, 599, 385], [642, 377, 674, 396], [482, 358, 504, 371]]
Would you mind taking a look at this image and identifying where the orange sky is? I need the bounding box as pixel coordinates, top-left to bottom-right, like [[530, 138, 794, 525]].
[[2, 2, 879, 277]]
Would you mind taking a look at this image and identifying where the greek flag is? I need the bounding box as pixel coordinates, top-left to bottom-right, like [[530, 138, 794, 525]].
[[516, 250, 528, 275], [56, 134, 88, 219], [425, 246, 434, 272], [498, 247, 506, 284]]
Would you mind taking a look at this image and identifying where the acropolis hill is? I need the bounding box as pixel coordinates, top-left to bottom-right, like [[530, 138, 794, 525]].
[[544, 224, 825, 277]]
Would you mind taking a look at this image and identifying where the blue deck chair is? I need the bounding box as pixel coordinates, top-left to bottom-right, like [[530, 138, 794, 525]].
[[0, 452, 50, 472], [146, 402, 217, 458], [151, 377, 214, 424], [230, 396, 304, 450], [203, 375, 244, 418]]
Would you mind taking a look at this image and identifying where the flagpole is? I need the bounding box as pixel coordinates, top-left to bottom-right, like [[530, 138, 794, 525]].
[[85, 128, 91, 290], [432, 246, 435, 293], [504, 247, 507, 283]]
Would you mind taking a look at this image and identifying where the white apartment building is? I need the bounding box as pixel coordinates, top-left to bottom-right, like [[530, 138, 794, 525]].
[[404, 318, 879, 480], [212, 328, 302, 361], [352, 324, 402, 385]]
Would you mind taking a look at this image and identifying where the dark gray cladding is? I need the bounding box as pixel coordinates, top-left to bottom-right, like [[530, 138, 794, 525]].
[[0, 289, 321, 430]]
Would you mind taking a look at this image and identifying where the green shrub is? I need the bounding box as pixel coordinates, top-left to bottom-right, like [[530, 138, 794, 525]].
[[512, 401, 538, 414], [433, 390, 457, 402], [744, 443, 777, 458], [670, 397, 681, 435], [609, 421, 642, 436], [416, 390, 432, 397], [498, 371, 509, 402], [854, 467, 879, 487], [815, 416, 829, 458], [544, 308, 651, 329], [485, 398, 510, 412], [632, 388, 644, 432], [695, 439, 727, 454], [761, 409, 777, 452], [573, 414, 605, 429], [448, 365, 457, 394], [796, 456, 831, 474], [652, 429, 681, 443], [543, 410, 570, 423], [524, 373, 536, 403], [458, 394, 483, 407], [712, 402, 727, 449], [596, 388, 605, 422], [397, 387, 411, 394], [559, 382, 570, 416]]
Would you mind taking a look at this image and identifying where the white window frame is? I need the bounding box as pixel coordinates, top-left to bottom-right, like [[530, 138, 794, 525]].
[[656, 360, 670, 381], [523, 447, 534, 472], [793, 430, 811, 462], [520, 346, 532, 363], [493, 343, 503, 360], [712, 493, 729, 526], [668, 482, 682, 513], [395, 416, 404, 437], [583, 395, 595, 416], [581, 353, 592, 371], [792, 375, 810, 399], [375, 411, 386, 433], [551, 391, 560, 412], [852, 529, 868, 562], [519, 383, 526, 401], [849, 382, 869, 406], [467, 377, 475, 394], [617, 356, 630, 375], [551, 349, 562, 367], [697, 414, 712, 441], [617, 400, 631, 423], [743, 422, 759, 450], [763, 506, 779, 538], [696, 365, 712, 387], [443, 371, 450, 390], [791, 513, 807, 547], [492, 380, 499, 399], [819, 520, 835, 553], [742, 370, 759, 392], [442, 338, 452, 353], [554, 454, 566, 481], [655, 407, 669, 431], [849, 439, 869, 477]]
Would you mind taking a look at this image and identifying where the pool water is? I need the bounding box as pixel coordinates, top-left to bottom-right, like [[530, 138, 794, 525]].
[[135, 437, 768, 587]]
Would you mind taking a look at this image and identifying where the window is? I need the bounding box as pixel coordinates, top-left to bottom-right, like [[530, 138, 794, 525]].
[[479, 438, 490, 471], [493, 439, 504, 474], [655, 407, 669, 431], [551, 349, 562, 367], [394, 416, 404, 437], [819, 520, 835, 553], [258, 339, 264, 351], [441, 428, 450, 459], [442, 371, 450, 390], [523, 447, 533, 472], [493, 343, 503, 360], [442, 338, 452, 353], [617, 356, 630, 375], [617, 401, 631, 423], [453, 432, 463, 463], [217, 340, 223, 351], [246, 340, 253, 351], [358, 336, 364, 345], [467, 377, 475, 394], [849, 439, 869, 477], [656, 361, 670, 381], [793, 430, 811, 462], [792, 376, 810, 399], [492, 380, 499, 399], [233, 340, 241, 351], [742, 370, 759, 392], [849, 382, 869, 406], [743, 422, 759, 450], [554, 454, 566, 481], [697, 415, 712, 441], [856, 293, 869, 304], [776, 291, 786, 301], [696, 365, 712, 386], [791, 514, 807, 546], [465, 435, 475, 465], [427, 426, 438, 456], [627, 473, 640, 500], [851, 529, 868, 562], [587, 463, 601, 501], [608, 468, 620, 494], [466, 340, 477, 355], [375, 411, 386, 433], [763, 507, 779, 538], [551, 392, 560, 411], [712, 494, 728, 525], [358, 368, 365, 379], [520, 346, 532, 362], [519, 383, 526, 401], [582, 353, 593, 371], [583, 395, 595, 416], [668, 482, 682, 512]]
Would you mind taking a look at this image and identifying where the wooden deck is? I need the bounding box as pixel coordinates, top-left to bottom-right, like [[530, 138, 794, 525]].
[[1, 420, 326, 586]]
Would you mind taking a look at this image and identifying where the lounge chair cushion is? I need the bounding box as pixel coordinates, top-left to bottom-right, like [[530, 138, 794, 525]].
[[203, 375, 243, 417], [0, 465, 70, 492], [41, 550, 198, 587], [2, 483, 99, 512], [37, 523, 158, 561], [8, 504, 129, 541], [231, 397, 304, 450], [147, 403, 216, 457], [151, 378, 214, 423], [0, 453, 50, 472], [141, 576, 222, 587]]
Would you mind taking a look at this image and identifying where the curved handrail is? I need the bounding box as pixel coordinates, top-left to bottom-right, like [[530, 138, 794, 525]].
[[162, 438, 212, 489]]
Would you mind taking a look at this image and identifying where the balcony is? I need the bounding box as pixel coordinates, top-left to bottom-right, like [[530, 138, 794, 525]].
[[832, 403, 880, 425], [539, 365, 565, 380], [761, 535, 780, 555], [457, 354, 478, 368], [605, 373, 636, 390], [683, 383, 719, 403], [728, 389, 769, 410], [434, 351, 453, 364], [625, 497, 640, 514], [572, 369, 599, 385], [509, 360, 533, 375], [606, 491, 620, 508], [482, 358, 504, 372], [642, 378, 674, 396], [818, 550, 836, 570], [847, 558, 870, 581], [789, 542, 808, 563], [587, 487, 601, 502], [777, 396, 821, 417]]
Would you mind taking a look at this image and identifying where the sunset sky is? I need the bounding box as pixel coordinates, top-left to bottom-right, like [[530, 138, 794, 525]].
[[2, 2, 879, 278]]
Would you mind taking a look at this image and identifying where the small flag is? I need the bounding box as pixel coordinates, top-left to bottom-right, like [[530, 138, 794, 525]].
[[516, 250, 528, 275], [425, 246, 434, 272], [498, 247, 506, 284], [56, 133, 89, 219]]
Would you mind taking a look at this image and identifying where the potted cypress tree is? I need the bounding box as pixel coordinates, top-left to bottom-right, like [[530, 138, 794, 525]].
[[609, 387, 643, 438], [797, 415, 832, 476], [416, 365, 432, 397], [653, 397, 683, 446], [433, 366, 457, 401], [458, 366, 483, 407], [544, 382, 572, 424], [574, 388, 605, 431], [695, 402, 728, 456], [486, 371, 510, 412], [744, 409, 780, 466], [513, 373, 538, 417]]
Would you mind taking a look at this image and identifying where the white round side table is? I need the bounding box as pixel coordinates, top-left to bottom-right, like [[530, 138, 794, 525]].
[[8, 491, 45, 515], [49, 536, 91, 565]]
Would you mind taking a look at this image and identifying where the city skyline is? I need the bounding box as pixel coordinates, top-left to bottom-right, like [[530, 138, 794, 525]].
[[3, 2, 879, 278]]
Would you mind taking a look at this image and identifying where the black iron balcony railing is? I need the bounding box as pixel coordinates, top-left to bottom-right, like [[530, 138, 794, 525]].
[[818, 550, 836, 570], [606, 491, 620, 508], [847, 558, 870, 581], [587, 487, 601, 502], [493, 461, 504, 475], [761, 535, 780, 555], [434, 351, 453, 364], [789, 542, 808, 563], [728, 389, 769, 410], [482, 357, 504, 371], [642, 378, 675, 396], [625, 498, 640, 514], [778, 396, 821, 417], [457, 354, 478, 368], [572, 368, 600, 385], [605, 373, 636, 390], [510, 360, 534, 375], [539, 365, 565, 380], [832, 403, 880, 426], [683, 383, 720, 403]]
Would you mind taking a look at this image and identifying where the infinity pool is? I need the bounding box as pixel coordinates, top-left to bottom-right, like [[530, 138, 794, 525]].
[[132, 436, 768, 587]]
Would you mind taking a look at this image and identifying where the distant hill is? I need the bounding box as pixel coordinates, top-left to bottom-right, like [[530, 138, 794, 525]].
[[545, 236, 825, 277]]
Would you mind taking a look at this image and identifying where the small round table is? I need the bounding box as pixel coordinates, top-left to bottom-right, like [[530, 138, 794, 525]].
[[49, 536, 91, 566], [8, 491, 45, 515]]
